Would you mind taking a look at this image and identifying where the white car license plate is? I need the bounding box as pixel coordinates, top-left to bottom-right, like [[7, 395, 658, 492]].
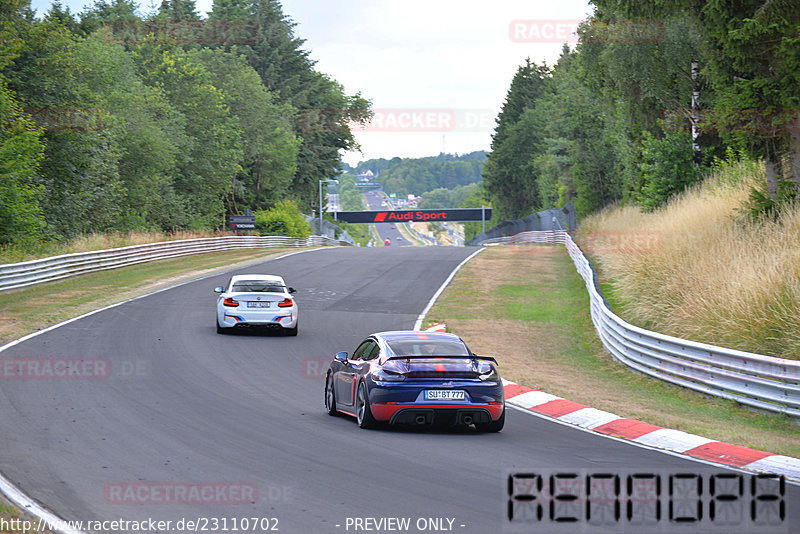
[[424, 390, 465, 401], [247, 301, 271, 308]]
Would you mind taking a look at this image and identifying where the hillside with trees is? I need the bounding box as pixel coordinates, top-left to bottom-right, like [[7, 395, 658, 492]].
[[0, 0, 370, 244], [346, 151, 486, 197], [483, 1, 800, 220]]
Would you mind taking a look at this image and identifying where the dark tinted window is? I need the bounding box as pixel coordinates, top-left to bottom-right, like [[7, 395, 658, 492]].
[[232, 281, 285, 293], [386, 340, 469, 357], [352, 341, 376, 361], [363, 343, 382, 361]]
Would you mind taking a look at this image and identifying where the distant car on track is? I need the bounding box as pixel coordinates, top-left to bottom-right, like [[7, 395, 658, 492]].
[[324, 331, 504, 431], [384, 238, 391, 246], [214, 274, 298, 335]]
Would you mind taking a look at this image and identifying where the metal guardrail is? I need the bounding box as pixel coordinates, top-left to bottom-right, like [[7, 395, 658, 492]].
[[480, 230, 800, 418], [0, 235, 350, 293]]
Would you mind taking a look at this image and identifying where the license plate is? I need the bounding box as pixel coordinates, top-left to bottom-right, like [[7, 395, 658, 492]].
[[424, 390, 465, 401], [247, 301, 271, 308]]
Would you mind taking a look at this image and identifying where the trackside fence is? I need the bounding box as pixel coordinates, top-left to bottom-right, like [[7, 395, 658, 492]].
[[0, 235, 350, 293], [480, 231, 800, 419]]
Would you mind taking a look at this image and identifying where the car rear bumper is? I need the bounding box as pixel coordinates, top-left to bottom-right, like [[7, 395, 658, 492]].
[[367, 379, 504, 424], [220, 311, 297, 328], [372, 404, 503, 425]]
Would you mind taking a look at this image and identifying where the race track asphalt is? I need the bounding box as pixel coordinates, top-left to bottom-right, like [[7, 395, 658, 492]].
[[0, 246, 796, 533]]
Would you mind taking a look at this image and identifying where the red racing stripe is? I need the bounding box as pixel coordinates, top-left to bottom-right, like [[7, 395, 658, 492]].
[[414, 332, 429, 340], [532, 399, 587, 418], [685, 442, 774, 467], [593, 418, 663, 440]]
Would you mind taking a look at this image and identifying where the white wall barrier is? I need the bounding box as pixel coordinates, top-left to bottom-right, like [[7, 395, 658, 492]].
[[0, 235, 350, 293], [481, 231, 800, 418]]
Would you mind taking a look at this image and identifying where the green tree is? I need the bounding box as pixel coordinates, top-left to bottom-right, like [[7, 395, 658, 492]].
[[254, 199, 310, 237], [701, 0, 800, 199], [79, 0, 140, 36], [6, 19, 125, 237], [0, 82, 45, 243], [76, 33, 187, 230], [192, 47, 299, 213], [636, 130, 698, 211], [133, 42, 243, 229], [156, 0, 199, 21], [483, 59, 551, 219], [210, 0, 371, 210]]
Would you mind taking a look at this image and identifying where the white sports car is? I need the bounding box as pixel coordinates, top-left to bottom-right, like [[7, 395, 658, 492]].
[[214, 274, 298, 336]]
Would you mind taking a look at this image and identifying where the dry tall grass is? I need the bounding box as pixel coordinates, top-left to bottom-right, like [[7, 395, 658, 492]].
[[0, 230, 226, 264], [580, 160, 800, 359]]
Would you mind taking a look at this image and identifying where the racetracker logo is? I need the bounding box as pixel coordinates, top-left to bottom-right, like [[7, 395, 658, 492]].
[[101, 21, 258, 45], [579, 231, 663, 255], [1, 357, 111, 380], [104, 482, 258, 505], [23, 108, 104, 132], [302, 357, 329, 379], [509, 19, 664, 44], [661, 108, 800, 135], [298, 108, 494, 133]]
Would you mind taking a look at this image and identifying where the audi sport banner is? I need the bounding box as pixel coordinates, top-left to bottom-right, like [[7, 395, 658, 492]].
[[336, 208, 491, 224]]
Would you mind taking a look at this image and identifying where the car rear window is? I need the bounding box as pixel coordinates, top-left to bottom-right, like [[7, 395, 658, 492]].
[[232, 281, 285, 292], [386, 340, 470, 357]]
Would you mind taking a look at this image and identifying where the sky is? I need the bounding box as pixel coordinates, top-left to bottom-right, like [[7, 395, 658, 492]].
[[29, 0, 595, 165]]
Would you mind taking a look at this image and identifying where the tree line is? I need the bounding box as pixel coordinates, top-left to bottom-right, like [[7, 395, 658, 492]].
[[483, 0, 800, 220], [344, 151, 487, 198], [0, 0, 371, 244]]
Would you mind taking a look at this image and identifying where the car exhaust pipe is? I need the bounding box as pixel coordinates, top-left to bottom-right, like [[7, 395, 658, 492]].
[[462, 415, 473, 425], [415, 415, 427, 425]]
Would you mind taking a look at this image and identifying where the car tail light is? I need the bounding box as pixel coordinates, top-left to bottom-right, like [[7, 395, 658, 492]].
[[223, 297, 239, 307], [278, 298, 293, 308]]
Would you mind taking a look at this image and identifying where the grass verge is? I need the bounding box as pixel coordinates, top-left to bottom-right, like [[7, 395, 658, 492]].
[[579, 159, 800, 358], [0, 500, 54, 534], [0, 247, 300, 347], [425, 245, 800, 457]]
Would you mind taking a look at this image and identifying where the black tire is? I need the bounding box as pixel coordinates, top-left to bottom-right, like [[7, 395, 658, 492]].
[[356, 382, 378, 429], [325, 374, 338, 416], [475, 408, 505, 432], [284, 323, 298, 336], [216, 317, 225, 334]]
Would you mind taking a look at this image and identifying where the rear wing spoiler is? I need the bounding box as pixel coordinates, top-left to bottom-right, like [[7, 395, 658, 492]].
[[384, 355, 498, 364]]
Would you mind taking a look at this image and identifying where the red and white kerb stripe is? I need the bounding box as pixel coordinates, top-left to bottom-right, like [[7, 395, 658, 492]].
[[502, 379, 800, 482]]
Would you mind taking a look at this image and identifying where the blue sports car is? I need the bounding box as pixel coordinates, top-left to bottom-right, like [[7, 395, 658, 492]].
[[324, 331, 505, 431]]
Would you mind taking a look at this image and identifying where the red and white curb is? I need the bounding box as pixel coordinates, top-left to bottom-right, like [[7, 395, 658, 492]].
[[502, 379, 800, 483]]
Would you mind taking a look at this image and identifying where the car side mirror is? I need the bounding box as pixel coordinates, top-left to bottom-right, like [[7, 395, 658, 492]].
[[334, 351, 348, 363], [288, 287, 296, 294], [214, 286, 224, 293]]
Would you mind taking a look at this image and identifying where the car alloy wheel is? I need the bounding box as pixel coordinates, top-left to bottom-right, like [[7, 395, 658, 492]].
[[356, 382, 377, 429], [325, 375, 337, 416]]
